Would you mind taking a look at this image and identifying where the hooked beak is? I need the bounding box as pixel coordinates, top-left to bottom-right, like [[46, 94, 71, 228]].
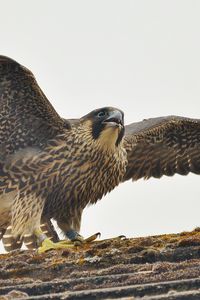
[[102, 110, 124, 128]]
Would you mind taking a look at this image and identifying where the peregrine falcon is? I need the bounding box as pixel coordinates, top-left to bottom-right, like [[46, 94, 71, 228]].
[[1, 56, 200, 252]]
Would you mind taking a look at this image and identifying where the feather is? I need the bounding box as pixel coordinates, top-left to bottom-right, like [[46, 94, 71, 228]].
[[123, 116, 200, 181]]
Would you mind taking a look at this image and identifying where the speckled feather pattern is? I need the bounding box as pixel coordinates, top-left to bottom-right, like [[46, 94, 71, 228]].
[[0, 56, 69, 159], [0, 56, 127, 239], [124, 117, 200, 181], [1, 123, 126, 237], [1, 56, 200, 250]]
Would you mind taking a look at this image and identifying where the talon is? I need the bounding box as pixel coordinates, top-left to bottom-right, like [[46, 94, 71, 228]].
[[65, 230, 101, 244], [118, 235, 126, 240], [84, 232, 101, 243]]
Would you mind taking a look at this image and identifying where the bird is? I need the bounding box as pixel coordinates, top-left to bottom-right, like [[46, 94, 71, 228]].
[[0, 55, 127, 252], [1, 55, 200, 253]]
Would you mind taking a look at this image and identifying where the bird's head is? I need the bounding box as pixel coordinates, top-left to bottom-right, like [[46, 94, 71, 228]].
[[80, 107, 125, 150]]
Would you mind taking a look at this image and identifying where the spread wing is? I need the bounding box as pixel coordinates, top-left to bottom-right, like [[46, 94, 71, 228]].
[[123, 116, 200, 181], [0, 55, 71, 159]]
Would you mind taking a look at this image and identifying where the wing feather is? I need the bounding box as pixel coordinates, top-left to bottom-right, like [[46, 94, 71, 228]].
[[123, 116, 200, 181], [0, 55, 70, 158]]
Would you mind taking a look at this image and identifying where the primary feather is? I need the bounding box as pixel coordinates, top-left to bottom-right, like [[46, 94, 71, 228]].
[[124, 117, 200, 181]]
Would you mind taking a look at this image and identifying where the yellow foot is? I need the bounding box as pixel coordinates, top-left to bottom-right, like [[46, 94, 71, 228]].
[[38, 238, 74, 254], [58, 232, 101, 246], [73, 233, 125, 245]]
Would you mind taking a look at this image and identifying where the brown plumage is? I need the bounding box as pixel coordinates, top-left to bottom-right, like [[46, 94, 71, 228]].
[[0, 56, 126, 250], [1, 56, 200, 251], [124, 116, 200, 181]]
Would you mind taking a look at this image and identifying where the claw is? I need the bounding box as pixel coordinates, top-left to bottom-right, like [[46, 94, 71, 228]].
[[73, 232, 101, 245], [84, 232, 101, 243], [118, 235, 127, 240], [93, 234, 127, 244], [65, 229, 101, 244]]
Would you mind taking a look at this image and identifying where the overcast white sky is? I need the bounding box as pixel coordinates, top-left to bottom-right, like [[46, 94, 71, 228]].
[[1, 0, 200, 253]]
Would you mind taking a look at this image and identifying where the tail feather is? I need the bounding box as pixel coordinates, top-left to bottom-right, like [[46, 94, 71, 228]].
[[2, 219, 60, 251], [0, 229, 5, 240], [40, 219, 59, 243], [2, 226, 23, 251], [23, 233, 37, 249]]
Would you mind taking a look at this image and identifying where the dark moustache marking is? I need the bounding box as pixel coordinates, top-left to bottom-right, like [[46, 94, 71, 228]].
[[116, 126, 125, 146], [92, 121, 106, 140]]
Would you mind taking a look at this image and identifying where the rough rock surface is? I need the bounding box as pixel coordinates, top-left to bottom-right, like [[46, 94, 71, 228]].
[[1, 229, 200, 299]]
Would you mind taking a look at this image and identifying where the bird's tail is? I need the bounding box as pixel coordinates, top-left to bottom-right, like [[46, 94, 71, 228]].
[[2, 226, 23, 251], [1, 219, 59, 251], [0, 229, 5, 242]]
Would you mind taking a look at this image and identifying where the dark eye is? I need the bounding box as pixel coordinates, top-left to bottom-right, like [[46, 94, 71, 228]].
[[97, 111, 106, 118]]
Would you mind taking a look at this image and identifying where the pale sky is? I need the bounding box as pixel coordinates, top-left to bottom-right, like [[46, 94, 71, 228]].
[[0, 0, 200, 253]]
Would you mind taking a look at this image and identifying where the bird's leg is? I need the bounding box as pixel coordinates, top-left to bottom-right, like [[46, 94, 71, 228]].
[[34, 228, 75, 253], [57, 216, 101, 245]]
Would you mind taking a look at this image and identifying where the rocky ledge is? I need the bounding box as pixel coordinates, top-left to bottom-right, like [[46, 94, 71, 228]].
[[1, 229, 200, 299]]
